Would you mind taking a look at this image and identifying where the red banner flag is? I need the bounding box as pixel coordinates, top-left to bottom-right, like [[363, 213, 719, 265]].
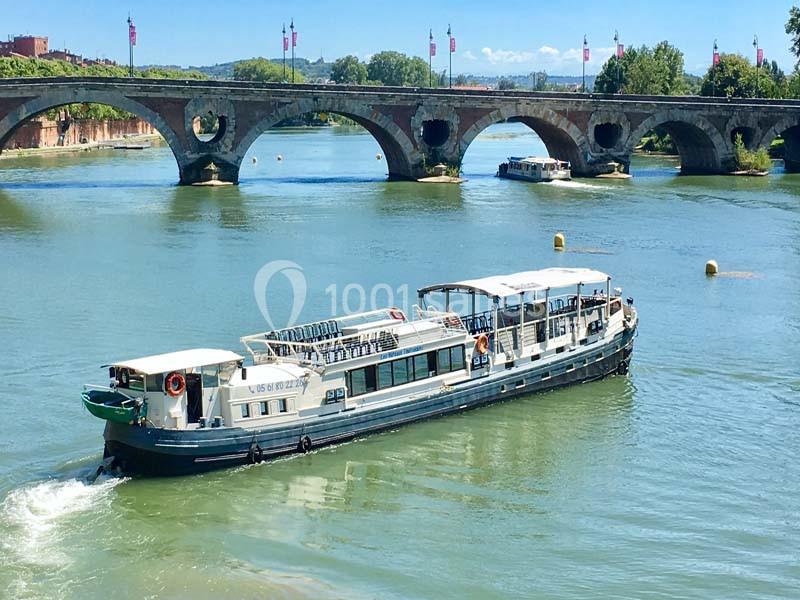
[[756, 48, 763, 66], [283, 36, 289, 52], [583, 47, 590, 62], [129, 23, 137, 46], [450, 37, 456, 53], [616, 44, 624, 58], [713, 51, 719, 66], [430, 42, 436, 57], [292, 31, 298, 47]]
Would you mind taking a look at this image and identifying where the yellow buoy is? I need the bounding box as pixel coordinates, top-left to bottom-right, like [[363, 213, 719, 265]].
[[705, 260, 719, 276], [376, 153, 383, 161], [554, 232, 566, 251]]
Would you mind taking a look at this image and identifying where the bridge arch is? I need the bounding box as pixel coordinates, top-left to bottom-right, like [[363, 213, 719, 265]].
[[758, 116, 800, 172], [0, 90, 189, 178], [626, 110, 732, 174], [459, 104, 591, 174], [232, 97, 422, 180]]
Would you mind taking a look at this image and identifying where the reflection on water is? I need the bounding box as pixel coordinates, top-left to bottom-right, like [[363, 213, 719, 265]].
[[0, 188, 41, 232], [166, 185, 251, 230]]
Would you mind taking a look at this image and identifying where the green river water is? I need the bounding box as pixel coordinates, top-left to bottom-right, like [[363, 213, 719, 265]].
[[0, 124, 798, 599]]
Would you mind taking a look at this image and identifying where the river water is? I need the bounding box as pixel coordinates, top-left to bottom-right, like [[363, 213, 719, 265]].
[[0, 124, 798, 599]]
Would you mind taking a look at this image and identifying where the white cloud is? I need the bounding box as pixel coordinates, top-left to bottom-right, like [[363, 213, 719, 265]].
[[462, 50, 477, 61], [481, 47, 535, 64], [538, 45, 560, 57]]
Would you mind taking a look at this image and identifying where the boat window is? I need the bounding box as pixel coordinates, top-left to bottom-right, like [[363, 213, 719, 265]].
[[278, 398, 288, 413], [392, 358, 410, 386], [259, 401, 269, 416], [377, 362, 393, 390], [202, 365, 219, 388], [118, 369, 145, 391], [219, 361, 237, 384], [414, 355, 429, 380], [348, 366, 377, 397], [438, 348, 451, 373], [241, 404, 251, 418], [451, 346, 465, 371], [146, 373, 164, 392]]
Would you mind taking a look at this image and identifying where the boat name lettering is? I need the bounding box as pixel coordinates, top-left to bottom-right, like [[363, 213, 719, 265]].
[[380, 345, 423, 360], [248, 378, 302, 394]]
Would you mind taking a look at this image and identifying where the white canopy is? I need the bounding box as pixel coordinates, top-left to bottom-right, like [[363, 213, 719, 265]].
[[418, 268, 610, 299], [106, 348, 243, 375]]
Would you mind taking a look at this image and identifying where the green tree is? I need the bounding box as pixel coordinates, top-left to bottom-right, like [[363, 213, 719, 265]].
[[700, 53, 772, 97], [406, 56, 432, 86], [787, 6, 800, 68], [367, 51, 408, 86], [330, 55, 367, 84], [497, 77, 516, 90], [595, 42, 686, 95], [233, 57, 303, 83]]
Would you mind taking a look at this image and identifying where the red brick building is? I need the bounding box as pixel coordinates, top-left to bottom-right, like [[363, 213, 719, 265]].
[[0, 36, 49, 57]]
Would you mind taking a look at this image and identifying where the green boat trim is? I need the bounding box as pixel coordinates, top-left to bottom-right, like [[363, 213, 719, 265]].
[[82, 389, 147, 424]]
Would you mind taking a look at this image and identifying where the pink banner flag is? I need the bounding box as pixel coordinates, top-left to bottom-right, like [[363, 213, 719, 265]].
[[283, 36, 289, 52], [292, 31, 298, 47], [756, 48, 763, 66], [450, 37, 456, 53], [713, 51, 719, 66], [129, 24, 137, 46], [430, 42, 436, 57], [616, 44, 624, 58], [583, 47, 590, 62]]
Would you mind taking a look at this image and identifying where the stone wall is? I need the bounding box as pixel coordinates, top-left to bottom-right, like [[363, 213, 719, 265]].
[[5, 117, 156, 149]]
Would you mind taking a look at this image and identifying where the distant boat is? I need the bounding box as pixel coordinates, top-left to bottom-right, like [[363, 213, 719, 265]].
[[113, 142, 151, 150], [498, 156, 571, 182]]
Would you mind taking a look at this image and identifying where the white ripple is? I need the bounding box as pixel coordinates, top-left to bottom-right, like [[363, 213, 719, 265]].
[[0, 474, 126, 569]]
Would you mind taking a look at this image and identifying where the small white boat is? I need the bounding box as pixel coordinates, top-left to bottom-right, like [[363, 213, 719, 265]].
[[83, 267, 637, 476], [498, 156, 571, 182]]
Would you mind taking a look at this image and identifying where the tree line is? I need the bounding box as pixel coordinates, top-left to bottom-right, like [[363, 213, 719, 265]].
[[0, 56, 205, 120]]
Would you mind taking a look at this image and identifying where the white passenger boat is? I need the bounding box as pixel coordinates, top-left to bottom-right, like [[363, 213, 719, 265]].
[[497, 156, 571, 182], [83, 268, 637, 476]]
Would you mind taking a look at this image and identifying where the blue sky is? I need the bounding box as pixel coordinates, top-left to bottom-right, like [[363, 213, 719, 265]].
[[4, 0, 798, 75]]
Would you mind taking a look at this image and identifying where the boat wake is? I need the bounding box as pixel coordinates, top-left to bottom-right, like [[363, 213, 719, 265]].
[[548, 179, 615, 191], [0, 470, 127, 571]]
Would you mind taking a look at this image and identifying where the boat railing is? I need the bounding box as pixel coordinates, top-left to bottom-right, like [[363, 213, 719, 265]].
[[242, 310, 466, 368]]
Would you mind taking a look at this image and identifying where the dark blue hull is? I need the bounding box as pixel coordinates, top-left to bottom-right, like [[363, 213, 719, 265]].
[[104, 329, 635, 476]]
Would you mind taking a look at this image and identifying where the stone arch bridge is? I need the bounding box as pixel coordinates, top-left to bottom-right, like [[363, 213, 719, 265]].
[[1, 77, 799, 184]]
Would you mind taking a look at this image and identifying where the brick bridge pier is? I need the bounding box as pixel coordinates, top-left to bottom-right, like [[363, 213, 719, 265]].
[[1, 77, 799, 184]]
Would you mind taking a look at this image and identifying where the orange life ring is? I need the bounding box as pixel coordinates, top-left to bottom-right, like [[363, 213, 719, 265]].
[[165, 372, 186, 397], [475, 334, 490, 355], [389, 308, 405, 321]]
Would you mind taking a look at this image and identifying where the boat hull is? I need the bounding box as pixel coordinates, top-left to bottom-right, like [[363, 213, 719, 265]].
[[104, 328, 635, 476], [497, 171, 571, 183]]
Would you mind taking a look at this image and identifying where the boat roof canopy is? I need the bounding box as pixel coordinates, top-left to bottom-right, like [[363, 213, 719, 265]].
[[105, 348, 243, 375], [418, 268, 610, 300]]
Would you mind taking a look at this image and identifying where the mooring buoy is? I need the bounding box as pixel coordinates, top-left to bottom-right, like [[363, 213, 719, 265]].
[[705, 259, 719, 276], [554, 232, 566, 251], [276, 154, 283, 161]]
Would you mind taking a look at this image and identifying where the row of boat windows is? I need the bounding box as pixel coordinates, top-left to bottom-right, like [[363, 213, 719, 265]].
[[240, 398, 289, 419], [347, 345, 466, 397]]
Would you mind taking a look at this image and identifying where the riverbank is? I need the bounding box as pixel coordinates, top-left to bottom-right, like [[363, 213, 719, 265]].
[[0, 132, 163, 160]]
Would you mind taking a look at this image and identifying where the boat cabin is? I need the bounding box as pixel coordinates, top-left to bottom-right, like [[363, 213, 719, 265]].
[[498, 156, 571, 182], [101, 349, 243, 428]]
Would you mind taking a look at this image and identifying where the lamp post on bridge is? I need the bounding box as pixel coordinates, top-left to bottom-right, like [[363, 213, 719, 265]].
[[753, 35, 762, 98], [429, 29, 436, 87], [290, 19, 296, 84], [127, 15, 136, 78], [711, 40, 719, 97], [448, 24, 454, 88], [613, 30, 623, 94], [282, 24, 288, 82], [582, 35, 589, 92]]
